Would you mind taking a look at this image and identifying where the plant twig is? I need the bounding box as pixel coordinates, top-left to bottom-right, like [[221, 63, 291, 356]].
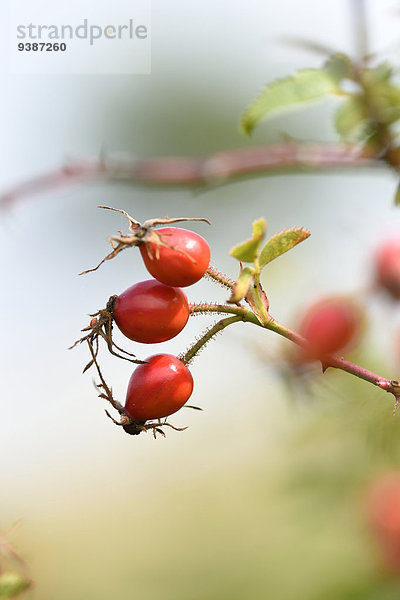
[[0, 143, 380, 208], [265, 316, 400, 406], [350, 0, 369, 62], [179, 315, 244, 365], [190, 301, 400, 407]]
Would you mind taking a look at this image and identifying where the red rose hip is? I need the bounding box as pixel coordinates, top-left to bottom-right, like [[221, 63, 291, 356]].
[[140, 227, 210, 287], [298, 296, 362, 359], [113, 279, 189, 344], [125, 354, 194, 421], [375, 239, 400, 300]]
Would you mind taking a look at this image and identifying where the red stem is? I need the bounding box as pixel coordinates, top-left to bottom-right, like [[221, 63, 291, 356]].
[[0, 143, 379, 208], [264, 317, 400, 401]]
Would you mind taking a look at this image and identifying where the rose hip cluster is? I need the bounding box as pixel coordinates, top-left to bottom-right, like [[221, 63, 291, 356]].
[[73, 209, 400, 438], [114, 227, 210, 425], [72, 214, 211, 437]]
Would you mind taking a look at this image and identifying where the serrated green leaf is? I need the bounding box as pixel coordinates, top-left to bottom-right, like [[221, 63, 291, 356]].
[[230, 239, 260, 263], [323, 53, 353, 84], [395, 182, 400, 206], [259, 227, 311, 268], [230, 218, 266, 263], [0, 573, 30, 599], [228, 266, 255, 304], [334, 95, 371, 142], [240, 69, 340, 135]]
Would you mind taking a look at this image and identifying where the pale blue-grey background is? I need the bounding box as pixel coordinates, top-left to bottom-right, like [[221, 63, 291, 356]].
[[1, 1, 400, 598]]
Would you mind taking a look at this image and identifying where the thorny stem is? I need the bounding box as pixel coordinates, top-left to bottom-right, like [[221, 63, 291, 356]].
[[0, 143, 382, 208], [266, 316, 400, 404], [205, 265, 235, 289], [190, 295, 400, 406], [189, 302, 258, 321], [186, 303, 261, 364], [180, 315, 244, 365]]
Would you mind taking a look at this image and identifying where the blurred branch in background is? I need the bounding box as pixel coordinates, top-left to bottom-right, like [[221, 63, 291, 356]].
[[350, 0, 369, 62], [0, 143, 380, 209]]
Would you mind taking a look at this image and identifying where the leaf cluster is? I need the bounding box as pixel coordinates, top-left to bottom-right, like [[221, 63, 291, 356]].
[[229, 219, 310, 303], [240, 53, 400, 147]]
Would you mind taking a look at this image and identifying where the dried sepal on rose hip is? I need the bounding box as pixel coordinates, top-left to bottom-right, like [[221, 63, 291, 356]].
[[71, 279, 196, 436], [69, 295, 142, 371], [80, 206, 211, 286], [139, 227, 211, 287], [71, 278, 191, 370], [85, 343, 191, 438]]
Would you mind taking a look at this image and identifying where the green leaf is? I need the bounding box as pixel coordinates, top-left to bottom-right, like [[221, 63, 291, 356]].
[[334, 95, 371, 142], [230, 218, 267, 263], [0, 573, 30, 599], [240, 69, 341, 135], [395, 182, 400, 206], [361, 65, 400, 125], [373, 82, 400, 125], [252, 217, 267, 239], [368, 62, 393, 83], [228, 266, 255, 304], [323, 53, 353, 84], [259, 227, 311, 268]]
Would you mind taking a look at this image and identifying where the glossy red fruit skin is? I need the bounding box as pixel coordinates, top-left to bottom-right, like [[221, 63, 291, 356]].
[[366, 473, 400, 570], [113, 280, 189, 344], [139, 227, 211, 287], [298, 297, 362, 359], [125, 354, 194, 421], [375, 239, 400, 300]]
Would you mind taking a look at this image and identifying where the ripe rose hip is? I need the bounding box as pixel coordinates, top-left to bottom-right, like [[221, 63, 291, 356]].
[[298, 297, 362, 359], [140, 227, 210, 287], [113, 279, 189, 344], [125, 354, 194, 421], [375, 239, 400, 300], [365, 473, 400, 570]]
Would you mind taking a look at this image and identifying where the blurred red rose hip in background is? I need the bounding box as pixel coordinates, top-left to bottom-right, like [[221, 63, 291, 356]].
[[375, 239, 400, 300], [298, 296, 363, 360], [365, 472, 400, 570]]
